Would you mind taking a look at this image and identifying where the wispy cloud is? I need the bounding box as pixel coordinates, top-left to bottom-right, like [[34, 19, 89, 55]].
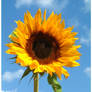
[[15, 0, 69, 11], [82, 0, 91, 13], [1, 88, 17, 92], [51, 0, 69, 12], [15, 0, 32, 8], [36, 0, 54, 7], [3, 69, 24, 82], [80, 37, 90, 45], [67, 18, 79, 28], [79, 25, 90, 46], [84, 67, 91, 77]]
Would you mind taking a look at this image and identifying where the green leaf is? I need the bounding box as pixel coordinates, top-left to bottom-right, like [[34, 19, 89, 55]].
[[20, 67, 31, 80], [47, 74, 62, 92]]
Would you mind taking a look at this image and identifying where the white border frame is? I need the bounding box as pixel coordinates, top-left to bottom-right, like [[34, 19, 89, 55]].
[[0, 0, 1, 91], [91, 0, 92, 92], [0, 0, 91, 92]]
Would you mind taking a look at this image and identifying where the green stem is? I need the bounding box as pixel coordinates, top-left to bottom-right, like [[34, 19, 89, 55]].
[[34, 73, 39, 92]]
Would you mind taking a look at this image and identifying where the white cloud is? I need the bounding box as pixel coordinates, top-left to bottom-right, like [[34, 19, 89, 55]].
[[36, 0, 54, 7], [80, 37, 90, 45], [15, 0, 69, 11], [80, 35, 90, 46], [1, 88, 17, 92], [37, 0, 69, 12], [82, 0, 91, 13], [3, 69, 24, 82], [84, 67, 91, 77], [15, 0, 32, 8], [80, 25, 90, 46]]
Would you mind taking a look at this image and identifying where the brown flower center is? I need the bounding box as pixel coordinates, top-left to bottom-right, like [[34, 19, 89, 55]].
[[32, 33, 52, 59], [26, 31, 60, 64]]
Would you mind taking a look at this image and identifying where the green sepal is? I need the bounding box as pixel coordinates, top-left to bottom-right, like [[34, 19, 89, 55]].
[[39, 72, 45, 77], [20, 67, 31, 80], [28, 74, 35, 85], [10, 29, 17, 37], [9, 30, 19, 44], [10, 61, 16, 64], [9, 56, 17, 64], [9, 56, 17, 59], [47, 74, 62, 92]]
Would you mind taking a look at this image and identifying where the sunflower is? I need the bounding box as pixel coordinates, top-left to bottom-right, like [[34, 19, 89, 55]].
[[6, 9, 81, 80]]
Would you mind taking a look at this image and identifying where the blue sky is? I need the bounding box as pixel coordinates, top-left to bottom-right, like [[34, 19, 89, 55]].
[[1, 0, 91, 92]]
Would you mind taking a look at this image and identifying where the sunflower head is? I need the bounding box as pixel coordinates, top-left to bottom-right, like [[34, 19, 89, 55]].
[[6, 9, 81, 80]]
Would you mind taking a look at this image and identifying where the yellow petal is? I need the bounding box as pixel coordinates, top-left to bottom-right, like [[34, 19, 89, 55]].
[[64, 61, 80, 67], [16, 57, 25, 66], [60, 38, 78, 47], [9, 35, 19, 43], [24, 11, 34, 32], [53, 66, 62, 80], [15, 20, 30, 38], [6, 43, 27, 54], [45, 65, 55, 76], [60, 20, 65, 28], [47, 11, 54, 23], [60, 45, 81, 56], [43, 9, 46, 21], [34, 65, 45, 73], [62, 68, 69, 78], [30, 60, 39, 70], [58, 57, 80, 67], [34, 9, 42, 30], [15, 20, 25, 32], [6, 49, 16, 55], [6, 43, 20, 49], [17, 53, 32, 66]]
